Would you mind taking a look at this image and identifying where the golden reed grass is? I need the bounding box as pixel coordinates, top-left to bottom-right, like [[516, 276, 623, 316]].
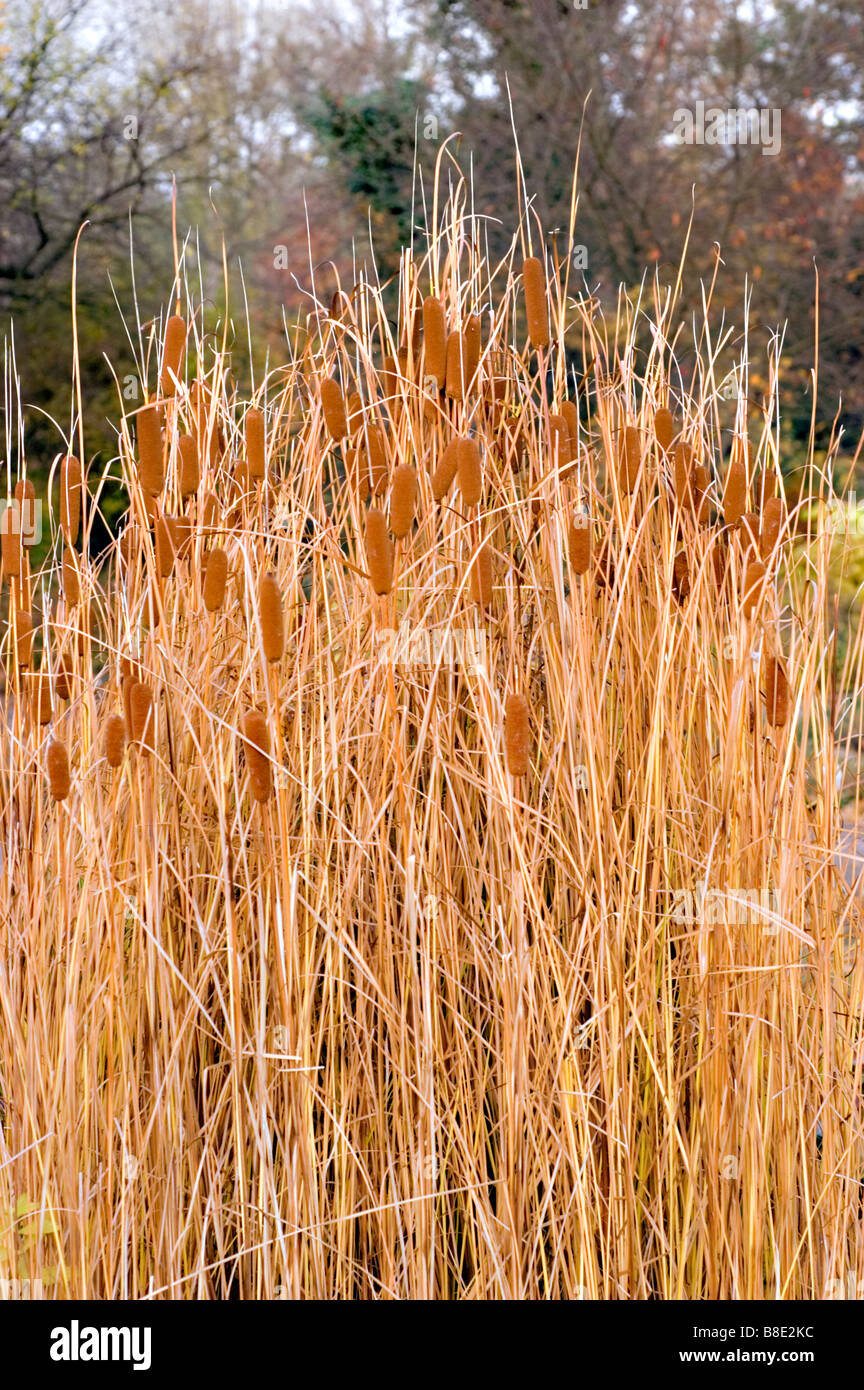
[[1, 168, 863, 1306]]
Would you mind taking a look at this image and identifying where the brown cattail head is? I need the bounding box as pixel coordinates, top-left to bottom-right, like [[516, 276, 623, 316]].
[[764, 655, 789, 727], [178, 435, 200, 497], [568, 512, 592, 575], [760, 497, 784, 561], [14, 608, 34, 666], [364, 507, 393, 595], [560, 401, 580, 462], [60, 455, 82, 545], [742, 557, 766, 619], [104, 712, 126, 768], [723, 450, 747, 527], [46, 737, 70, 801], [28, 672, 54, 724], [431, 438, 460, 502], [62, 547, 81, 604], [456, 436, 482, 507], [620, 426, 642, 492], [201, 491, 219, 534], [240, 709, 272, 803], [1, 496, 23, 577], [522, 257, 549, 349], [160, 315, 187, 397], [470, 541, 494, 609], [445, 332, 466, 401], [654, 408, 676, 454], [390, 464, 418, 539], [422, 297, 447, 388], [505, 692, 531, 777], [321, 378, 348, 441], [203, 546, 229, 611], [259, 571, 284, 662], [245, 408, 266, 480], [740, 511, 761, 556], [673, 440, 694, 508], [155, 517, 175, 578], [548, 414, 570, 465], [694, 464, 712, 526], [137, 406, 164, 494], [170, 515, 193, 561], [129, 681, 155, 749]]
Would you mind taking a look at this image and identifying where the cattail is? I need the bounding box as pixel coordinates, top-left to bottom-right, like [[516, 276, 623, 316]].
[[742, 557, 766, 619], [760, 497, 783, 561], [366, 424, 388, 497], [364, 507, 393, 595], [713, 536, 730, 590], [14, 608, 33, 666], [14, 478, 37, 548], [522, 257, 549, 349], [346, 393, 364, 436], [382, 354, 400, 405], [1, 497, 22, 577], [46, 737, 70, 801], [28, 672, 53, 724], [560, 400, 580, 461], [620, 426, 642, 492], [445, 332, 466, 401], [470, 542, 493, 608], [464, 315, 481, 385], [201, 490, 219, 534], [457, 436, 482, 506], [171, 515, 193, 561], [764, 655, 789, 727], [723, 451, 747, 527], [244, 408, 266, 480], [203, 546, 229, 611], [160, 315, 186, 396], [505, 692, 531, 777], [241, 710, 272, 803], [390, 464, 418, 539], [178, 435, 200, 497], [431, 438, 460, 502], [153, 516, 175, 579], [548, 414, 569, 464], [654, 408, 675, 454], [673, 440, 694, 508], [129, 681, 155, 749], [137, 405, 164, 494], [60, 455, 82, 545], [422, 297, 447, 388], [104, 712, 126, 768], [568, 513, 592, 575], [62, 547, 80, 604], [54, 654, 74, 701], [259, 571, 284, 662], [142, 574, 162, 629], [740, 511, 761, 556], [321, 378, 348, 441]]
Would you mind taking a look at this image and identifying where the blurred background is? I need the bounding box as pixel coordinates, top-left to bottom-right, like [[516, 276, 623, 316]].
[[2, 0, 862, 519]]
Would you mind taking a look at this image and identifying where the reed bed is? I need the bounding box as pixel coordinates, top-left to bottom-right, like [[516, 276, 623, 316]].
[[1, 173, 864, 1300]]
